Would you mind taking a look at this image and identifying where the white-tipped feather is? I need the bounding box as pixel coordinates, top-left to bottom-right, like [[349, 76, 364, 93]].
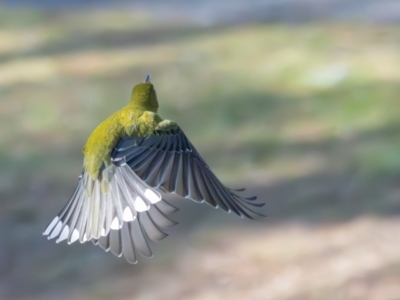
[[43, 216, 59, 236], [96, 189, 106, 238], [145, 189, 161, 204], [78, 184, 90, 243], [111, 217, 120, 230], [111, 177, 125, 229], [48, 221, 62, 239], [66, 186, 85, 244], [56, 225, 69, 243], [84, 191, 93, 241], [104, 190, 113, 235], [134, 196, 148, 212], [70, 229, 80, 244], [123, 207, 135, 221]]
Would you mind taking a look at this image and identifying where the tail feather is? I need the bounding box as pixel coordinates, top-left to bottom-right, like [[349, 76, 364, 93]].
[[43, 164, 178, 263]]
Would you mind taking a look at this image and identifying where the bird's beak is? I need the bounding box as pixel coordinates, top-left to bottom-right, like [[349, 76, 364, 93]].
[[144, 74, 151, 83]]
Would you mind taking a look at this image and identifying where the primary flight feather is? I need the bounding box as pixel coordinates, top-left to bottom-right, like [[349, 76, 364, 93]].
[[43, 74, 264, 264]]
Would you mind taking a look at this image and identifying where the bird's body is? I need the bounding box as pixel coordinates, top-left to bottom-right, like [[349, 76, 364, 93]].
[[43, 75, 264, 264], [83, 108, 160, 179], [83, 81, 163, 180]]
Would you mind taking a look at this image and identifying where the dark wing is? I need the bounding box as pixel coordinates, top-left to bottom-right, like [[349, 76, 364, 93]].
[[111, 125, 264, 219]]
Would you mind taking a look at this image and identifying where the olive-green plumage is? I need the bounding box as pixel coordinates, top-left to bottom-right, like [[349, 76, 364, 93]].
[[82, 82, 175, 181]]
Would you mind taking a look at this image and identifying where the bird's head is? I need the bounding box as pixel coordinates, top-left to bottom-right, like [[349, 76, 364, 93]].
[[129, 74, 159, 112]]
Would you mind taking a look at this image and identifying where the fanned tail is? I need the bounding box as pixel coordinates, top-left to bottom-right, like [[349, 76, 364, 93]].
[[43, 164, 178, 263]]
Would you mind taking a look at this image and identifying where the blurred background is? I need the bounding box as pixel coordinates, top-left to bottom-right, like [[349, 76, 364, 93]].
[[1, 1, 400, 299]]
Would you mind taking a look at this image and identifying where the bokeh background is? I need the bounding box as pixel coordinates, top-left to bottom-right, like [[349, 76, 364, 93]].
[[1, 1, 400, 299]]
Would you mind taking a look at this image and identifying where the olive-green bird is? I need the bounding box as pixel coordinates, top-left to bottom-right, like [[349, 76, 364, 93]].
[[43, 74, 264, 264]]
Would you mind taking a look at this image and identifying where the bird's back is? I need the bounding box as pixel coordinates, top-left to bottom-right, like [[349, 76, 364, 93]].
[[83, 106, 163, 180]]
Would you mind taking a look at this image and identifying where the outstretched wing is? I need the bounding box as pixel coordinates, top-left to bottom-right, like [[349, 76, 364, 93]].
[[112, 124, 264, 219], [43, 164, 178, 264], [44, 123, 263, 263]]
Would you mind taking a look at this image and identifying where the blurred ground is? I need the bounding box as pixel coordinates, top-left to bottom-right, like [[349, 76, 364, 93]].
[[3, 0, 400, 24], [0, 2, 400, 300]]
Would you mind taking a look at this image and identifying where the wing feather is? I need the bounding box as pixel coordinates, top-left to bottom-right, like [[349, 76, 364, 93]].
[[141, 150, 167, 186], [121, 223, 137, 263], [114, 125, 264, 218], [109, 227, 122, 257], [138, 212, 168, 242], [129, 220, 152, 257], [44, 123, 262, 264]]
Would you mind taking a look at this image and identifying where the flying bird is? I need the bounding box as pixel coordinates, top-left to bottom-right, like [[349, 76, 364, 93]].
[[43, 74, 264, 264]]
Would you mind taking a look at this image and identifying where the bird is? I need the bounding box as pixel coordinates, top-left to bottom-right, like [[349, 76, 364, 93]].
[[43, 74, 264, 264]]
